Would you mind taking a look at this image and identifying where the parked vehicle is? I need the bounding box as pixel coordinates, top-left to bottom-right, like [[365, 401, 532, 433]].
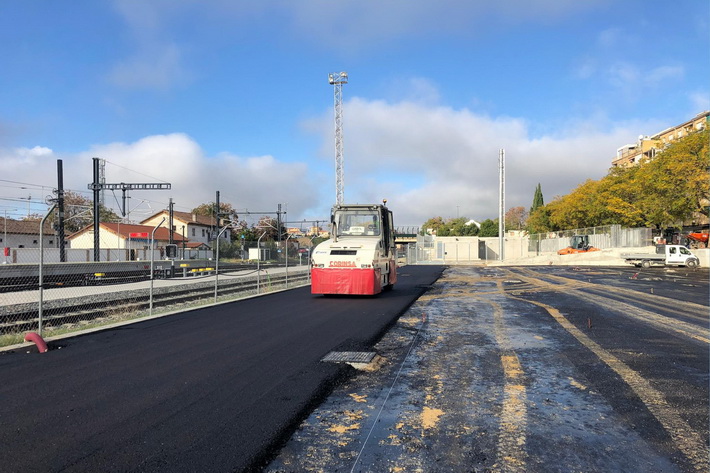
[[622, 245, 700, 268]]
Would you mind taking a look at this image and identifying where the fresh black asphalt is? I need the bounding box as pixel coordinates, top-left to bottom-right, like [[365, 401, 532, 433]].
[[0, 265, 444, 473]]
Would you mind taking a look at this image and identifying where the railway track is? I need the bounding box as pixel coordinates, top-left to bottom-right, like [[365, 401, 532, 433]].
[[1, 268, 310, 336], [0, 261, 262, 293]]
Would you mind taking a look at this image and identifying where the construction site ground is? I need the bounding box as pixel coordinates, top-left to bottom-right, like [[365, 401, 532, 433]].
[[266, 264, 709, 473]]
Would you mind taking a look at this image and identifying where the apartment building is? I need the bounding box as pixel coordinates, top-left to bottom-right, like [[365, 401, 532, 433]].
[[612, 111, 709, 168]]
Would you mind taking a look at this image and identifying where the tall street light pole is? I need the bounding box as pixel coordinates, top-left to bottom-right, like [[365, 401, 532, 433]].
[[329, 71, 348, 205]]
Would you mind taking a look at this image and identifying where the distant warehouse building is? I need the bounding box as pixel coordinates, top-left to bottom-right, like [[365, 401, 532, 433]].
[[612, 111, 709, 168]]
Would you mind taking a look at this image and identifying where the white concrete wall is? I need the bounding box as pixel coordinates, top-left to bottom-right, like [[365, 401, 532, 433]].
[[1, 233, 56, 249]]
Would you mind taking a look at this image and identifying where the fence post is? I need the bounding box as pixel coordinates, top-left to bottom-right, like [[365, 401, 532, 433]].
[[150, 218, 166, 315], [38, 203, 57, 336], [214, 224, 232, 303], [285, 234, 292, 288]]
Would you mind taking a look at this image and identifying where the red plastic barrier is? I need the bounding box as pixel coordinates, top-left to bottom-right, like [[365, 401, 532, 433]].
[[24, 332, 48, 353]]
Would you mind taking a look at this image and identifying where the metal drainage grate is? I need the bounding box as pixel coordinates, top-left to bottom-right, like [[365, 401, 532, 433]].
[[321, 351, 377, 364]]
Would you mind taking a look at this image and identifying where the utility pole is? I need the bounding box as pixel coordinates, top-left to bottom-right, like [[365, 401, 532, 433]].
[[498, 149, 505, 261], [214, 191, 220, 259], [92, 158, 100, 261], [277, 203, 282, 243], [89, 157, 171, 262], [99, 158, 106, 206], [329, 72, 348, 205], [168, 197, 174, 245], [57, 159, 66, 262], [215, 191, 220, 231]]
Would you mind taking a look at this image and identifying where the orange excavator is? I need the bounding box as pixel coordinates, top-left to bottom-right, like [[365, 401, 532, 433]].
[[557, 235, 601, 255]]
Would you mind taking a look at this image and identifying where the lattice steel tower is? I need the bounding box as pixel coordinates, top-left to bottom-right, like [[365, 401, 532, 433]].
[[328, 72, 348, 205]]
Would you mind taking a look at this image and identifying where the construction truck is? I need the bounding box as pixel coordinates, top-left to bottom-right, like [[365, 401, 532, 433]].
[[557, 235, 601, 255], [311, 202, 396, 295]]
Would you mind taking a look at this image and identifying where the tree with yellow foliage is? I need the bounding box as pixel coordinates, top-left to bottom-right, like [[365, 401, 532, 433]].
[[527, 129, 709, 232]]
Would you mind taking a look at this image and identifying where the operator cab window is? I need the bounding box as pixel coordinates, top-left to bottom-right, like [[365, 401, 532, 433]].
[[336, 210, 381, 237]]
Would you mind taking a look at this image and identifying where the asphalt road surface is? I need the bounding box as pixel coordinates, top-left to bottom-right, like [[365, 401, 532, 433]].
[[0, 265, 444, 473], [267, 265, 709, 473]]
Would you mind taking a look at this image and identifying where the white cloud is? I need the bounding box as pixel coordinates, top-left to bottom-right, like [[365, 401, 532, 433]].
[[603, 61, 684, 96], [110, 0, 606, 54], [285, 0, 605, 46], [1, 134, 326, 223], [109, 1, 192, 90], [573, 57, 597, 79], [0, 145, 55, 173], [304, 98, 654, 226], [0, 109, 658, 229], [645, 65, 684, 86], [597, 27, 622, 47], [107, 44, 188, 90], [607, 61, 640, 88], [689, 91, 710, 112], [78, 134, 322, 219]]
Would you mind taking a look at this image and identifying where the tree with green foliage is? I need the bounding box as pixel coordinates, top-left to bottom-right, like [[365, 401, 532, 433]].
[[421, 216, 445, 235], [530, 183, 544, 214], [230, 220, 259, 242], [425, 217, 480, 237], [479, 218, 499, 237], [192, 201, 238, 223]]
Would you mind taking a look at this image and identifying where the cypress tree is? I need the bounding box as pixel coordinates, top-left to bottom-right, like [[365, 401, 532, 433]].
[[531, 184, 544, 214]]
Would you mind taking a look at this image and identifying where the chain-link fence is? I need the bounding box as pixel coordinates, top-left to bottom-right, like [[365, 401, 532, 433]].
[[528, 225, 652, 255], [1, 233, 312, 348], [401, 236, 497, 264]]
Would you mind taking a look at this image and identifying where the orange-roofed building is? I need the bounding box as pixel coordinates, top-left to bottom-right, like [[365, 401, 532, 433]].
[[68, 222, 187, 250]]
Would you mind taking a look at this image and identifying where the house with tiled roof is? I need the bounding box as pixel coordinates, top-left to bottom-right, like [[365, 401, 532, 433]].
[[0, 217, 57, 249], [68, 222, 186, 250], [140, 210, 231, 246]]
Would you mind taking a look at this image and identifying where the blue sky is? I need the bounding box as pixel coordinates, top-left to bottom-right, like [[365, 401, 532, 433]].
[[1, 0, 708, 228]]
